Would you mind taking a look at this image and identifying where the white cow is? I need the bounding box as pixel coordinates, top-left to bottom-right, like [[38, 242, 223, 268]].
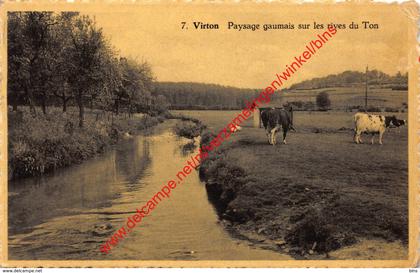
[[353, 112, 406, 145]]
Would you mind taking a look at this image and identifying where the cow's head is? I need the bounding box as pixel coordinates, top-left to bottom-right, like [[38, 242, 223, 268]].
[[394, 118, 407, 127], [385, 115, 406, 128]]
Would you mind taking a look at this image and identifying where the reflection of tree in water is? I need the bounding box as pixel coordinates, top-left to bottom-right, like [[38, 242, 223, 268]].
[[8, 154, 120, 235], [180, 141, 196, 156], [115, 138, 151, 189]]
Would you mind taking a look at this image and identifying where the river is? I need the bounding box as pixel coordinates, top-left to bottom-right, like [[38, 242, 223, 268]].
[[8, 121, 290, 260]]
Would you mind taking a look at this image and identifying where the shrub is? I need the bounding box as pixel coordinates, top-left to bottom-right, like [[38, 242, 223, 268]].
[[384, 107, 399, 113], [137, 115, 159, 130], [200, 131, 216, 148], [174, 121, 203, 139], [365, 106, 382, 112], [316, 91, 331, 110], [8, 107, 162, 180]]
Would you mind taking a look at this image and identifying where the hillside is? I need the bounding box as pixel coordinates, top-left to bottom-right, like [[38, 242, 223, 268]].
[[268, 70, 409, 111], [154, 70, 408, 111], [154, 82, 257, 110], [289, 70, 407, 90], [272, 86, 408, 111]]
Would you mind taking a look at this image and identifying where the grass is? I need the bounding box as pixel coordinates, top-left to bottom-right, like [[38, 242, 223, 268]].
[[8, 107, 164, 180], [180, 109, 408, 258]]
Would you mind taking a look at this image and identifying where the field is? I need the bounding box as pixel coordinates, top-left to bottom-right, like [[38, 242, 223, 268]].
[[175, 110, 409, 259], [275, 87, 408, 110]]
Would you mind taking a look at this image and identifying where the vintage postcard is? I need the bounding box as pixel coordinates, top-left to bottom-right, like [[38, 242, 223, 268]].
[[0, 0, 419, 268]]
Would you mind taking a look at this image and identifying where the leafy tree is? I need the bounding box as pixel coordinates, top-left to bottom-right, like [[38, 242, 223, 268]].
[[7, 11, 166, 121], [118, 58, 154, 115], [8, 12, 57, 115], [67, 15, 107, 127], [152, 95, 169, 114], [50, 12, 79, 112], [7, 12, 25, 111], [316, 91, 331, 110]]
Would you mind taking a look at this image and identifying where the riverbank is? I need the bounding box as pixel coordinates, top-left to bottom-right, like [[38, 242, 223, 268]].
[[8, 107, 167, 181], [181, 110, 408, 259]]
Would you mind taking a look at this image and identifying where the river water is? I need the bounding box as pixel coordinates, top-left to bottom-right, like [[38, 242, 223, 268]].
[[8, 121, 289, 260]]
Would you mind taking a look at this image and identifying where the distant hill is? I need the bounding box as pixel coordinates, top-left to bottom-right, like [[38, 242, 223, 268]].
[[289, 70, 407, 90], [153, 70, 408, 111], [153, 82, 257, 110]]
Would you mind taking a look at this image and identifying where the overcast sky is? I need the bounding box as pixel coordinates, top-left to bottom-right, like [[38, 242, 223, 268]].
[[90, 3, 413, 89]]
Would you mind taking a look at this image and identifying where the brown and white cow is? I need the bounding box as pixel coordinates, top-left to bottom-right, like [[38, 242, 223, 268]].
[[261, 107, 294, 145], [353, 112, 406, 145]]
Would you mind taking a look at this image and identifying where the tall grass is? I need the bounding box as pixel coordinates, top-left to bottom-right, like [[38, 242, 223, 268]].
[[8, 107, 163, 180]]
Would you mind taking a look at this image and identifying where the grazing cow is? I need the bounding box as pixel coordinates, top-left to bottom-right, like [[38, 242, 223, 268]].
[[261, 107, 294, 145], [353, 112, 406, 145]]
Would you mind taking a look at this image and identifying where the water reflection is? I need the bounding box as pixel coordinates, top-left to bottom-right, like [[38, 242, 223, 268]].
[[115, 138, 151, 189], [8, 121, 290, 260], [8, 136, 151, 236]]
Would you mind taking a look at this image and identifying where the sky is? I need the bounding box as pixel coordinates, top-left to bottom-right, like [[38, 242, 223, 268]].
[[89, 3, 415, 89]]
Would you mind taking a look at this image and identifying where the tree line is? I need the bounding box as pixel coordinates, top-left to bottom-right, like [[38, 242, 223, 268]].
[[8, 12, 168, 127], [9, 12, 408, 118], [154, 82, 258, 110], [289, 70, 408, 90]]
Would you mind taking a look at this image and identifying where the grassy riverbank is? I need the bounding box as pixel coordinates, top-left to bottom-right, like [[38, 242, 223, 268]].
[[8, 107, 166, 181], [178, 110, 408, 259]]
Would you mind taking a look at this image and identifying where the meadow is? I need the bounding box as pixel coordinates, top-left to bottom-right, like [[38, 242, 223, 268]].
[[176, 109, 409, 259], [279, 87, 408, 110]]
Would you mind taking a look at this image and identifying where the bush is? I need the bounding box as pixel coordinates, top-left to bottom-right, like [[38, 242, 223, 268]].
[[365, 106, 382, 112], [8, 107, 162, 180], [391, 84, 408, 90], [384, 107, 399, 113], [136, 115, 159, 130], [173, 120, 203, 139], [200, 131, 216, 148], [285, 101, 316, 111], [316, 91, 331, 110]]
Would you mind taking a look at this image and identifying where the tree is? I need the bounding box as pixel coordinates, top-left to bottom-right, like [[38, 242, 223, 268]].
[[67, 15, 107, 127], [316, 91, 331, 110], [50, 12, 79, 112], [8, 12, 57, 115], [118, 58, 154, 115], [7, 11, 159, 120], [152, 95, 169, 114]]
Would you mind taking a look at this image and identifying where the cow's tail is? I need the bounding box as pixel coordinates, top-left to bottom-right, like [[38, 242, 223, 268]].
[[353, 113, 362, 136], [353, 112, 362, 125], [261, 110, 269, 129]]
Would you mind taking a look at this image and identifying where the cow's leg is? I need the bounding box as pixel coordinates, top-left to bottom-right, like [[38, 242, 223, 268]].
[[358, 130, 363, 144], [282, 125, 288, 144], [353, 130, 358, 143], [379, 128, 384, 145], [371, 133, 375, 144], [270, 128, 276, 145], [271, 126, 279, 145], [354, 130, 362, 144], [266, 126, 272, 144]]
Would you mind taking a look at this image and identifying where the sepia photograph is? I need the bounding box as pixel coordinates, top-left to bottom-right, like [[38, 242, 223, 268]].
[[1, 1, 418, 268]]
